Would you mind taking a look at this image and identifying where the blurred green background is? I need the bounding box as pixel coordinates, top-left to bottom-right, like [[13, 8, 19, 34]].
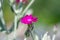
[[3, 0, 14, 25], [3, 0, 60, 27]]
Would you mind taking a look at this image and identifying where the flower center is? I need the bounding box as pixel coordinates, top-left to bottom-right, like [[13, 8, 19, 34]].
[[27, 19, 32, 22]]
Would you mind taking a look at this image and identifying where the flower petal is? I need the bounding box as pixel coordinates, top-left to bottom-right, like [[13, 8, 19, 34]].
[[20, 15, 38, 24]]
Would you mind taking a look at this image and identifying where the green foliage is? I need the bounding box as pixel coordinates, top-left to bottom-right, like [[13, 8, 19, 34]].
[[3, 0, 60, 25], [3, 0, 14, 24], [31, 0, 60, 25]]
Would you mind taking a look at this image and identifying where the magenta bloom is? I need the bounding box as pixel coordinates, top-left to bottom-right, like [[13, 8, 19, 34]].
[[16, 0, 20, 4], [20, 15, 38, 24], [16, 0, 28, 4]]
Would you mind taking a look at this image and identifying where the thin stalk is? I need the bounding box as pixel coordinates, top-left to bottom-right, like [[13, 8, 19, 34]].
[[14, 15, 17, 40], [52, 34, 56, 40], [53, 24, 58, 34], [21, 0, 35, 17], [52, 24, 58, 40], [30, 30, 34, 40]]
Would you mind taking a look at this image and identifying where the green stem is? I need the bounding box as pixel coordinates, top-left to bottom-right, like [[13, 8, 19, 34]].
[[30, 30, 34, 40]]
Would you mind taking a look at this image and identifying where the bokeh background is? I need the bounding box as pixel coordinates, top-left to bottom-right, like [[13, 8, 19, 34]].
[[3, 0, 60, 25], [1, 0, 60, 40]]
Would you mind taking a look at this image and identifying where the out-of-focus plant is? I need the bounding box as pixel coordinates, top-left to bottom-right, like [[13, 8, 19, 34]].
[[1, 0, 59, 40], [41, 32, 51, 40], [0, 0, 7, 33], [41, 32, 56, 40]]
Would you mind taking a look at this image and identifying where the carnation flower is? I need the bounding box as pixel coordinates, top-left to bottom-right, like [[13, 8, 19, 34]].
[[20, 14, 38, 24]]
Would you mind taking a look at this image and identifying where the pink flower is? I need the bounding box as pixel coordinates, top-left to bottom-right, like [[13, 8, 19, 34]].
[[16, 0, 28, 4], [20, 15, 38, 24]]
